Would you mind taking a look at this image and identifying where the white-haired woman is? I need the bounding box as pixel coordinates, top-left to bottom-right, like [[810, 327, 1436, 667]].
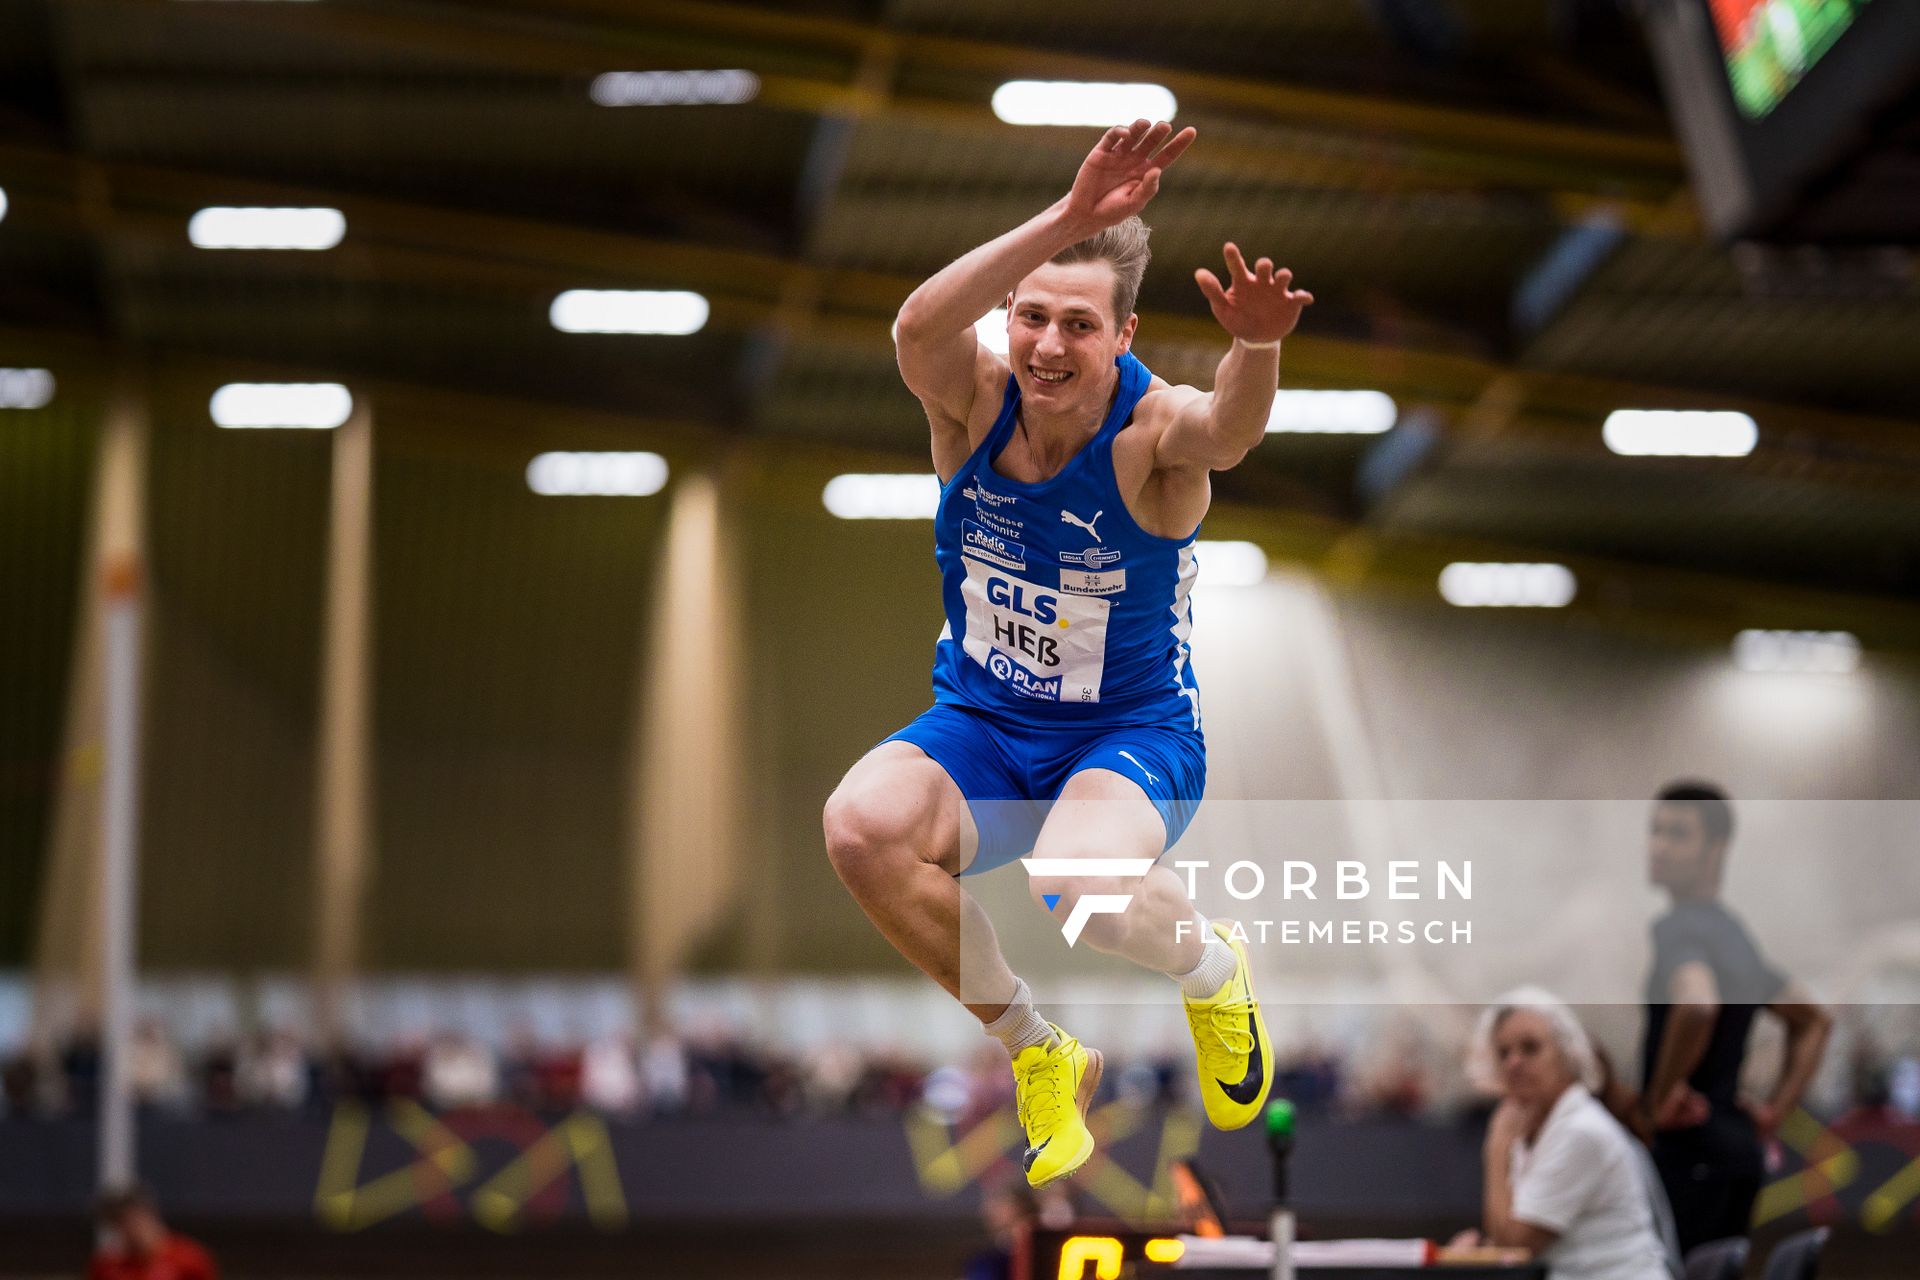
[[1455, 989, 1676, 1280]]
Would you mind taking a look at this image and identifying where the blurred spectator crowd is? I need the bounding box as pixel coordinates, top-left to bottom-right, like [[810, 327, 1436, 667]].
[[1, 1006, 1907, 1126], [2, 1020, 916, 1120], [0, 1019, 1350, 1124]]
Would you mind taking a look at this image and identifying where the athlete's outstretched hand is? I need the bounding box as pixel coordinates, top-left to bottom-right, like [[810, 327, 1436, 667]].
[[1064, 119, 1196, 232], [1194, 243, 1314, 345]]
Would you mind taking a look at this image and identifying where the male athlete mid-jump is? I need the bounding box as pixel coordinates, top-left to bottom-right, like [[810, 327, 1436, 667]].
[[824, 120, 1313, 1186]]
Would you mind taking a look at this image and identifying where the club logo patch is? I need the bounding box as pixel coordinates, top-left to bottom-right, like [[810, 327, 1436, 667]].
[[1060, 545, 1122, 568]]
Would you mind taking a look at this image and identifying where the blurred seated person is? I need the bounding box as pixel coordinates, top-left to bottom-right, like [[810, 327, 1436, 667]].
[[90, 1185, 218, 1280], [128, 1021, 189, 1113], [580, 1032, 642, 1116], [962, 1179, 1038, 1280], [960, 1178, 1074, 1280], [238, 1028, 313, 1111], [1453, 989, 1672, 1280], [423, 1031, 500, 1111]]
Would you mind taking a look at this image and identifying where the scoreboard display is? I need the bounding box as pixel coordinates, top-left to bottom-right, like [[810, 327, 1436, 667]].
[[1641, 0, 1920, 239], [1021, 1228, 1549, 1280], [1709, 0, 1876, 119]]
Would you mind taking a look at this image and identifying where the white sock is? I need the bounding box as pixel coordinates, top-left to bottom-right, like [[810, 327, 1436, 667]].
[[983, 977, 1054, 1057], [1173, 917, 1238, 1000]]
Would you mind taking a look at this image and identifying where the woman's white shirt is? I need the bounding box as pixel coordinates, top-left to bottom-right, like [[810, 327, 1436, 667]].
[[1508, 1085, 1672, 1280]]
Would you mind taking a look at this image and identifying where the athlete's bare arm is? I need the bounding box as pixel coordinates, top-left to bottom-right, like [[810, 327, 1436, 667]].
[[893, 119, 1196, 479], [1146, 244, 1316, 475], [1119, 243, 1315, 535]]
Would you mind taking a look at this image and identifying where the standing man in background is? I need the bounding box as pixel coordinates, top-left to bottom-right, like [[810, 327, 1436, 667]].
[[1636, 781, 1832, 1253]]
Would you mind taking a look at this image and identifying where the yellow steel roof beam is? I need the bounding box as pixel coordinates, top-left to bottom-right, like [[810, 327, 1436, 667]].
[[111, 0, 1684, 214]]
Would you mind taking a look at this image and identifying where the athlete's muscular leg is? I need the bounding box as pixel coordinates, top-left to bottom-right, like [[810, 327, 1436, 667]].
[[1026, 769, 1207, 975], [824, 742, 1022, 1021]]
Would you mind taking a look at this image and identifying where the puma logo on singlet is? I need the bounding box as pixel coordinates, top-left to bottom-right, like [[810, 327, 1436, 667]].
[[1060, 508, 1103, 541]]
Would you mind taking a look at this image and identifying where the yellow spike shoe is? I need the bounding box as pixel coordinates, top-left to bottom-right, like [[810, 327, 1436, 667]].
[[1010, 1024, 1103, 1187], [1183, 921, 1273, 1130]]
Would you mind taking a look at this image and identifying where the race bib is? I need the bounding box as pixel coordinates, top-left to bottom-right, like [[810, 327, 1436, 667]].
[[959, 557, 1110, 702]]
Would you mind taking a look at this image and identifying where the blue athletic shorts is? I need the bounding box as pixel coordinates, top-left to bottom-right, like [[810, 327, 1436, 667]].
[[882, 703, 1207, 876]]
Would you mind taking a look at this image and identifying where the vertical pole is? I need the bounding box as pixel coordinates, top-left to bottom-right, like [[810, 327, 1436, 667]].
[[312, 399, 375, 1046], [627, 468, 745, 1038], [35, 372, 150, 1052], [34, 365, 149, 1195], [1266, 1100, 1295, 1280], [97, 550, 142, 1193]]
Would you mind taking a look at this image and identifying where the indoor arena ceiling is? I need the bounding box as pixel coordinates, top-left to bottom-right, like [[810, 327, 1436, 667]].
[[2, 0, 1918, 602]]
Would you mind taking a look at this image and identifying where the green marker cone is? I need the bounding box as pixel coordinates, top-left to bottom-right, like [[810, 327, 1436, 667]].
[[1265, 1098, 1295, 1140]]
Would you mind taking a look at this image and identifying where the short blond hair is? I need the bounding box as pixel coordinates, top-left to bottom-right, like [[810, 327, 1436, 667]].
[[1050, 217, 1152, 324]]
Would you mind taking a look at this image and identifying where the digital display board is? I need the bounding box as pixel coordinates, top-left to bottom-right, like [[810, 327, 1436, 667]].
[[1709, 0, 1876, 118], [1020, 1229, 1549, 1280], [1641, 0, 1920, 238]]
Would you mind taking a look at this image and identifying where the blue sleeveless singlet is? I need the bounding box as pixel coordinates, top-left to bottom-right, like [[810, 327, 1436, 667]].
[[928, 352, 1201, 730]]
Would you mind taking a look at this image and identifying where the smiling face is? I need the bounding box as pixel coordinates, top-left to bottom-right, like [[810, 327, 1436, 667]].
[[1492, 1008, 1574, 1110], [1005, 259, 1137, 426]]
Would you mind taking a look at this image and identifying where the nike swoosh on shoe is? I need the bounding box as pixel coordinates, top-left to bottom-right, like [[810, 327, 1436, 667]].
[[1215, 1024, 1265, 1106], [1023, 1138, 1050, 1172]]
